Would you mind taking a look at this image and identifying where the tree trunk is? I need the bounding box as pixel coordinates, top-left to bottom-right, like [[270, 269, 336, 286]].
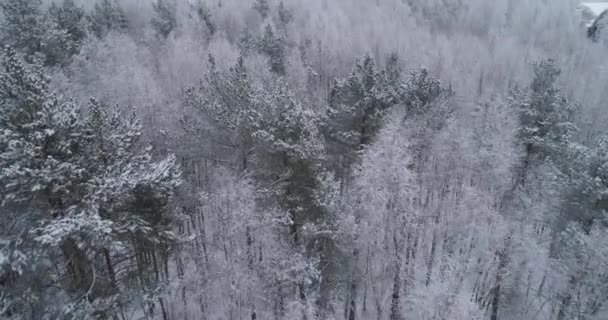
[[426, 230, 437, 287], [348, 279, 357, 320], [390, 270, 401, 320], [490, 238, 510, 320], [61, 238, 93, 296]]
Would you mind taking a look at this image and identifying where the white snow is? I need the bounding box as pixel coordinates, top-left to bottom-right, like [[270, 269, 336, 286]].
[[579, 2, 608, 26], [581, 2, 608, 17], [580, 2, 608, 16]]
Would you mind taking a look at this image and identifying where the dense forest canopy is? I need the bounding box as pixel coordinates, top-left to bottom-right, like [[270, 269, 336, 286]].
[[1, 0, 608, 319]]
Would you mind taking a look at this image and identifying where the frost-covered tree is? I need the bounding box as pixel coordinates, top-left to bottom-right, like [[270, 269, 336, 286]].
[[509, 59, 578, 188], [249, 81, 326, 242], [479, 59, 582, 320], [277, 1, 293, 27], [191, 0, 216, 36], [253, 0, 270, 19], [88, 0, 128, 38], [326, 55, 452, 179], [0, 0, 88, 66], [47, 0, 88, 53], [0, 0, 45, 58], [327, 55, 395, 150], [236, 24, 287, 75], [184, 54, 255, 170], [259, 24, 287, 75], [151, 0, 177, 38], [514, 60, 577, 155], [248, 80, 338, 316], [2, 0, 608, 318], [0, 47, 181, 318]]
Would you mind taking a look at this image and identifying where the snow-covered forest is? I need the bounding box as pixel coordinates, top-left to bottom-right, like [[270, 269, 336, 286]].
[[1, 0, 608, 319]]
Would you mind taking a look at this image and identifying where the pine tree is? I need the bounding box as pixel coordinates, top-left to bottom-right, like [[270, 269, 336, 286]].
[[192, 0, 216, 36], [551, 137, 608, 319], [47, 0, 88, 47], [561, 136, 608, 231], [0, 0, 45, 58], [253, 0, 270, 19], [403, 67, 454, 118], [248, 80, 330, 313], [184, 55, 255, 170], [278, 1, 293, 26], [0, 0, 88, 66], [327, 55, 392, 151], [509, 59, 578, 187], [385, 52, 402, 85], [259, 24, 287, 75], [325, 55, 405, 178], [88, 0, 128, 38], [0, 47, 181, 318], [186, 57, 337, 313], [151, 0, 177, 38], [45, 0, 88, 66]]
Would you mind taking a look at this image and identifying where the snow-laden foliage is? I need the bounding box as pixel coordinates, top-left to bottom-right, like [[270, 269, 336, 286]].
[[0, 47, 181, 319], [2, 0, 608, 319]]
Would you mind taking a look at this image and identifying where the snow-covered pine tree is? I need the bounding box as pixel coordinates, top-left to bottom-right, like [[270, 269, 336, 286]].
[[326, 54, 397, 178], [184, 54, 255, 170], [253, 0, 270, 19], [0, 0, 89, 67], [0, 0, 45, 59], [278, 1, 293, 27], [326, 54, 452, 179], [88, 0, 129, 39], [248, 79, 330, 315], [510, 58, 578, 184], [549, 135, 608, 319], [0, 47, 181, 318], [185, 56, 334, 316], [151, 0, 177, 38], [47, 0, 88, 58], [259, 24, 287, 76], [485, 59, 579, 320], [191, 0, 216, 36]]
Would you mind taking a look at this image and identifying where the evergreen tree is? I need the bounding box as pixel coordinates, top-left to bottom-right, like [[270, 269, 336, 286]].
[[561, 136, 608, 231], [151, 0, 177, 38], [550, 137, 608, 319], [325, 55, 439, 178], [327, 55, 392, 151], [509, 59, 578, 187], [385, 52, 403, 85], [278, 1, 293, 26], [47, 0, 88, 49], [43, 0, 87, 66], [248, 80, 330, 313], [192, 0, 216, 36], [259, 24, 287, 75], [0, 0, 45, 58], [184, 55, 255, 169], [253, 0, 270, 19], [0, 47, 181, 318], [0, 0, 88, 66], [88, 0, 128, 38], [238, 30, 258, 56], [403, 67, 454, 118]]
